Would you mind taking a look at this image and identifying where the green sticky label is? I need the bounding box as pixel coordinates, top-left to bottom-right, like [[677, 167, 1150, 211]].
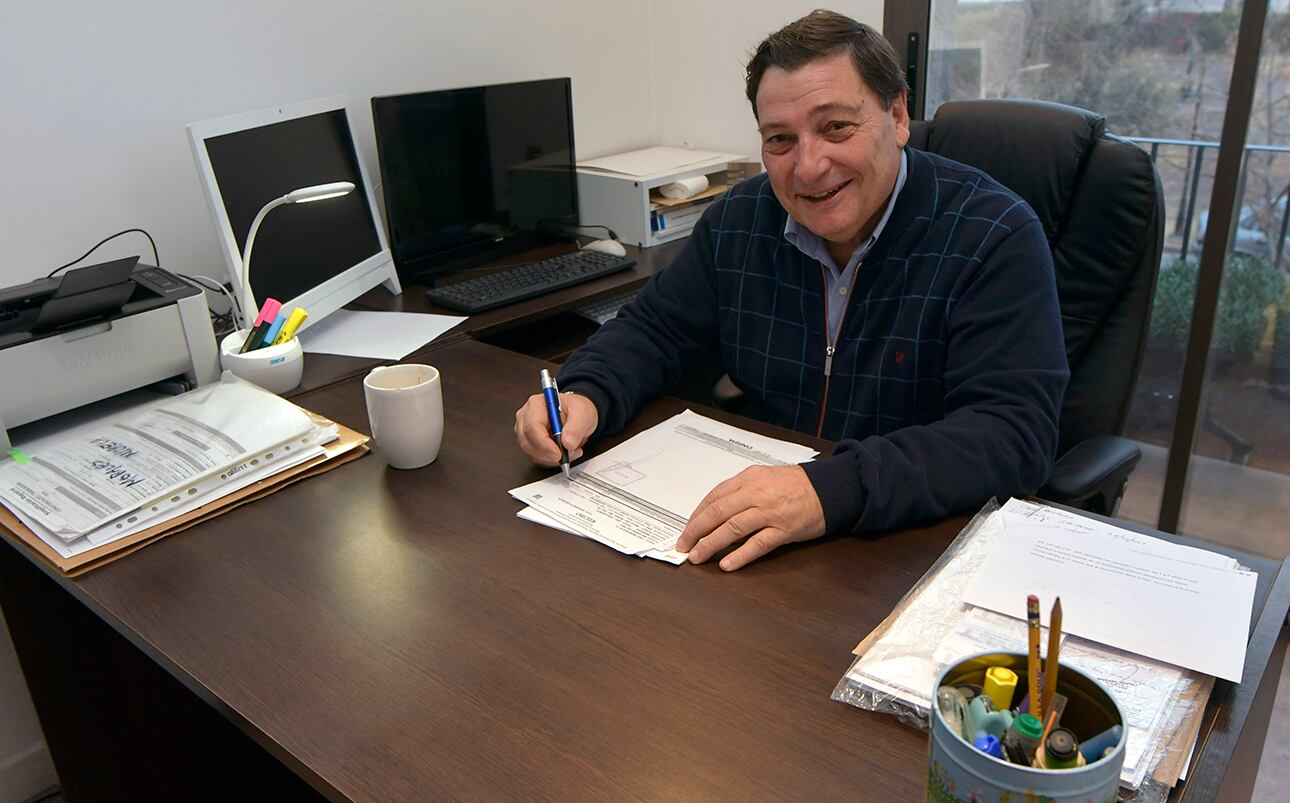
[[7, 449, 31, 464]]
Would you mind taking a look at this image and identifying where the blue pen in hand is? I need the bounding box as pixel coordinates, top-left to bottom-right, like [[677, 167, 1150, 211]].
[[539, 369, 571, 479]]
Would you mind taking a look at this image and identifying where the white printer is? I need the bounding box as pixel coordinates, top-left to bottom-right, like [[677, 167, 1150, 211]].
[[0, 257, 220, 450]]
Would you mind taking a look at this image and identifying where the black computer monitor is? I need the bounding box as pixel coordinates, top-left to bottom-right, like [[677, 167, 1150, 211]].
[[188, 96, 401, 329], [371, 78, 579, 281]]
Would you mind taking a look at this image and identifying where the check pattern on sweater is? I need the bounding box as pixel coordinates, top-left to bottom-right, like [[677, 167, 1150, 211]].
[[560, 148, 1069, 535]]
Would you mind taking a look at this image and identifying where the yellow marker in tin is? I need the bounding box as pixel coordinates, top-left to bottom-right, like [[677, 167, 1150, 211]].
[[983, 665, 1019, 713]]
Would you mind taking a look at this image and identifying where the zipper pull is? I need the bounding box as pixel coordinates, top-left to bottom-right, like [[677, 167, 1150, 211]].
[[824, 345, 835, 377]]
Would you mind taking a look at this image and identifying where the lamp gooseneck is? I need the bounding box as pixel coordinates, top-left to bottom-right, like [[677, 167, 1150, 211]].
[[236, 182, 356, 327]]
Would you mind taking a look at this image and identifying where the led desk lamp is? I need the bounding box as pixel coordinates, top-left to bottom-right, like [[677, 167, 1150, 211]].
[[237, 181, 355, 327]]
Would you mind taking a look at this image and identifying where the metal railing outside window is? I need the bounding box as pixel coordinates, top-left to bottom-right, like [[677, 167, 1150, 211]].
[[1128, 136, 1290, 269]]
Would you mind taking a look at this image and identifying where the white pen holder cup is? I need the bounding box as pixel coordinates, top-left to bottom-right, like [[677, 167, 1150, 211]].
[[219, 329, 304, 395], [363, 364, 444, 469]]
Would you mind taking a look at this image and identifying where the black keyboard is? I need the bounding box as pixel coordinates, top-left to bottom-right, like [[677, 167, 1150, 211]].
[[425, 251, 636, 314], [575, 288, 639, 325]]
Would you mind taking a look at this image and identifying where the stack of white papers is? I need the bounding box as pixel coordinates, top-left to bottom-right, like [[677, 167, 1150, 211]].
[[0, 374, 338, 560], [963, 500, 1254, 682], [577, 146, 741, 179], [509, 410, 818, 563], [299, 310, 465, 360]]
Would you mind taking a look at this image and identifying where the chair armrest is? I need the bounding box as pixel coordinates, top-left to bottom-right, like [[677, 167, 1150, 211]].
[[1038, 435, 1142, 515]]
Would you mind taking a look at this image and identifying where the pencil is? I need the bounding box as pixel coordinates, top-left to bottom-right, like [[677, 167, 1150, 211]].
[[1042, 597, 1063, 722], [1027, 594, 1042, 722]]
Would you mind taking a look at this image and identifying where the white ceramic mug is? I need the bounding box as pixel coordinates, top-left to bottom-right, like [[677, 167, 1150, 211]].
[[363, 364, 443, 469]]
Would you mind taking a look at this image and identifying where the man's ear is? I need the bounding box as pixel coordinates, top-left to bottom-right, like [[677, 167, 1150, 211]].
[[891, 89, 911, 148]]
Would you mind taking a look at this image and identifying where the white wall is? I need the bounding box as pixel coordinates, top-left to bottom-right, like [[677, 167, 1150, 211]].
[[0, 2, 883, 797], [0, 1, 657, 795], [0, 0, 656, 289], [649, 0, 885, 163]]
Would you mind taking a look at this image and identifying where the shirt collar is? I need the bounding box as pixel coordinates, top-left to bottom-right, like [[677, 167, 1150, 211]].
[[784, 149, 908, 271]]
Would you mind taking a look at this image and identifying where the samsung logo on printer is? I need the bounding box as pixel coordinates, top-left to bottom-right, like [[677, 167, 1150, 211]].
[[59, 342, 132, 373]]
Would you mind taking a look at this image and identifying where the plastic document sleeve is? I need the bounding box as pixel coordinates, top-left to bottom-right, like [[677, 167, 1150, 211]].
[[0, 413, 367, 577]]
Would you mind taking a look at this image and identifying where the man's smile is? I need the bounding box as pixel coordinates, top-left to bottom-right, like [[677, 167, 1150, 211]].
[[799, 179, 851, 203]]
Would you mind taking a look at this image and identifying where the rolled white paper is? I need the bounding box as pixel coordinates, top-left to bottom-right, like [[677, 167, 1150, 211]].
[[659, 175, 709, 200]]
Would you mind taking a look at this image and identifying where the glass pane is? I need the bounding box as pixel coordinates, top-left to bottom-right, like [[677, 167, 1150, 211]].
[[925, 1, 1269, 544], [926, 0, 1236, 138], [1176, 8, 1290, 560]]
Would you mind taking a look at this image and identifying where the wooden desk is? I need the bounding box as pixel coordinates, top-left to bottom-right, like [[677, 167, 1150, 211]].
[[0, 339, 1285, 801]]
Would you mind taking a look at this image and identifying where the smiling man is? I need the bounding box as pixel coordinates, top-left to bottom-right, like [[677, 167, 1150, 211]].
[[515, 10, 1068, 571]]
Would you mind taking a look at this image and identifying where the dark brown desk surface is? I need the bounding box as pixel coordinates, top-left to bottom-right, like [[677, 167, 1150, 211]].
[[1, 339, 1286, 801]]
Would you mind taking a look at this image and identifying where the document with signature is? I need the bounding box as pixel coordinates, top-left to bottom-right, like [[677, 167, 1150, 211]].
[[509, 410, 818, 562], [0, 375, 318, 544], [963, 502, 1256, 682]]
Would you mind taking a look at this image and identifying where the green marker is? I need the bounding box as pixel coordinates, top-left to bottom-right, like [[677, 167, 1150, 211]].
[[1003, 712, 1044, 765]]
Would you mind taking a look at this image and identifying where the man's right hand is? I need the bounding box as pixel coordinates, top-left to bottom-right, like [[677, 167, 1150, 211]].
[[514, 390, 599, 468]]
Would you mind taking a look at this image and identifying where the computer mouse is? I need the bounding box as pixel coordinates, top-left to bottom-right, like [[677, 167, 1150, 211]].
[[582, 238, 627, 257]]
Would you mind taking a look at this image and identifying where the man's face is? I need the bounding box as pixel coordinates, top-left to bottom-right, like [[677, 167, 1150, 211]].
[[756, 52, 909, 258]]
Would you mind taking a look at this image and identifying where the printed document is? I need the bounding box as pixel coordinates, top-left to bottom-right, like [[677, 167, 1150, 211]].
[[517, 506, 687, 564], [0, 375, 317, 543], [15, 435, 329, 560], [962, 508, 1256, 682], [510, 410, 817, 561]]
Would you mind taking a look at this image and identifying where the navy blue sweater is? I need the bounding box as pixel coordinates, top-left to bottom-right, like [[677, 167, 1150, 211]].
[[559, 148, 1069, 535]]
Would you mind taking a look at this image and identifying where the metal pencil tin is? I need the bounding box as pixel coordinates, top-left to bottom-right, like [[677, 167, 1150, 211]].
[[927, 651, 1125, 803]]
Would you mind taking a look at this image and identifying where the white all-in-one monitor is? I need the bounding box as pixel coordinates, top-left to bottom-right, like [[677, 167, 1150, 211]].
[[187, 96, 400, 332]]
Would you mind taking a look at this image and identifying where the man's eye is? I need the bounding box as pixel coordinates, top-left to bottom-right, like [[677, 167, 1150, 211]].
[[763, 134, 792, 152], [824, 121, 855, 137]]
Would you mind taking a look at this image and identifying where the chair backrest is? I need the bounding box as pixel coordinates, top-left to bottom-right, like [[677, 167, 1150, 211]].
[[908, 99, 1165, 455]]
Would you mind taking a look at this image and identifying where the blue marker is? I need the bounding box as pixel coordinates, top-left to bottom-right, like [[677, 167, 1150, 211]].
[[539, 369, 571, 479], [1079, 724, 1123, 762], [261, 311, 289, 349], [973, 733, 1004, 759]]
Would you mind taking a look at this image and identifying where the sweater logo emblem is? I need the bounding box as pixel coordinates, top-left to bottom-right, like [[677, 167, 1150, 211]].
[[895, 351, 906, 365]]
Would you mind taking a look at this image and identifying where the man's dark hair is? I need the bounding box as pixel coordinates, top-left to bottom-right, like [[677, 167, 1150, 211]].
[[745, 9, 907, 117]]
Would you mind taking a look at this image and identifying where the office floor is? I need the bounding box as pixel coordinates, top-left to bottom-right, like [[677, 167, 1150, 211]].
[[1119, 444, 1290, 799]]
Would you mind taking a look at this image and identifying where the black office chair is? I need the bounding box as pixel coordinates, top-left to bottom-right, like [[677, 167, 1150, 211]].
[[710, 99, 1164, 515], [906, 99, 1165, 515]]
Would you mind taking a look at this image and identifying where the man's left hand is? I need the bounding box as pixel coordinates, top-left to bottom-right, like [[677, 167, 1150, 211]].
[[677, 465, 826, 571]]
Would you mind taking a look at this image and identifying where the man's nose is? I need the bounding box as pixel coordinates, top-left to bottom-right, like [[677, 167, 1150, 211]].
[[794, 136, 829, 184]]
